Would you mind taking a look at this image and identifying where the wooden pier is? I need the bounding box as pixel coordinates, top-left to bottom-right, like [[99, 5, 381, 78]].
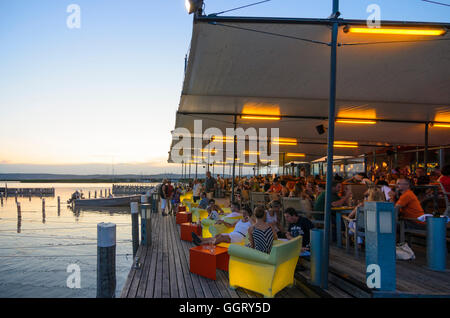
[[112, 184, 155, 195], [120, 212, 307, 298], [0, 187, 55, 197], [120, 205, 449, 298]]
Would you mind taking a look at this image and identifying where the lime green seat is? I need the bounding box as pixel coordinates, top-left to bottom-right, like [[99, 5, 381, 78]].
[[227, 236, 302, 298], [191, 207, 208, 224], [201, 215, 243, 238]]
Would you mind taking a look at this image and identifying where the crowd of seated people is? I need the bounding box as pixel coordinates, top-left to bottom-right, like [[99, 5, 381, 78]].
[[178, 163, 450, 254]]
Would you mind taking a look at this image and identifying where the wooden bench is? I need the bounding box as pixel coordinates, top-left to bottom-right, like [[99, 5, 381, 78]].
[[399, 217, 450, 246]]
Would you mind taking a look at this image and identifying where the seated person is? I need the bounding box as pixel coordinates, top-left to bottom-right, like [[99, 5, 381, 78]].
[[265, 200, 282, 236], [206, 199, 224, 221], [197, 192, 209, 209], [266, 177, 282, 194], [314, 181, 352, 212], [248, 206, 277, 254], [279, 208, 314, 252], [346, 187, 385, 245], [192, 207, 254, 246], [389, 178, 425, 228], [224, 201, 242, 218]]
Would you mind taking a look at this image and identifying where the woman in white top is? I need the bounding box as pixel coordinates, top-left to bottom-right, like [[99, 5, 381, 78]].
[[192, 207, 253, 245]]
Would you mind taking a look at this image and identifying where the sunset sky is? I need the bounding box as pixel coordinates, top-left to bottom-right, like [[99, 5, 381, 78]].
[[0, 0, 448, 175]]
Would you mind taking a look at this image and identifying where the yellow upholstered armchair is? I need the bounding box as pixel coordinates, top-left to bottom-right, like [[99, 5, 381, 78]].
[[227, 236, 302, 298]]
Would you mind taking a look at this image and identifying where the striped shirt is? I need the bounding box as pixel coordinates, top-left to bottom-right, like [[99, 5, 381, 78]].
[[252, 226, 274, 254]]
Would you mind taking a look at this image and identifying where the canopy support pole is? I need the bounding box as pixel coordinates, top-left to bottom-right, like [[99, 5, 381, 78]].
[[321, 0, 340, 290], [424, 122, 429, 173], [231, 115, 237, 202]]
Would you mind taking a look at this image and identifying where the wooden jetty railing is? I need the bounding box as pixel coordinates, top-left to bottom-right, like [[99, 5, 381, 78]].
[[0, 187, 55, 197], [112, 184, 155, 195]]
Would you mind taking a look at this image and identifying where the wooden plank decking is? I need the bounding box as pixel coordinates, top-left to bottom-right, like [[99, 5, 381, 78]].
[[120, 212, 307, 298], [295, 243, 450, 298]]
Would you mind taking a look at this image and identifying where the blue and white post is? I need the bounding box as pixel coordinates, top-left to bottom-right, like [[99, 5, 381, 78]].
[[140, 196, 151, 246], [364, 202, 396, 291], [310, 229, 324, 286], [427, 216, 447, 271]]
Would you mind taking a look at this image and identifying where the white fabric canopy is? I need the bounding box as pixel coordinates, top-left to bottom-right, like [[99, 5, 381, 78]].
[[169, 16, 450, 163]]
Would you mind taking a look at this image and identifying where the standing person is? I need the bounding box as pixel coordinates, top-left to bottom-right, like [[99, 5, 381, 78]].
[[205, 171, 217, 200], [248, 206, 277, 254], [192, 179, 202, 203], [159, 179, 168, 216], [171, 185, 182, 216], [164, 180, 174, 217]]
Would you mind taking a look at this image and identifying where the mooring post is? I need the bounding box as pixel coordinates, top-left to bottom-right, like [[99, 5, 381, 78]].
[[97, 222, 116, 298], [140, 196, 151, 246], [17, 202, 21, 219], [57, 196, 61, 215], [0, 193, 3, 206], [130, 202, 139, 258], [42, 198, 45, 212]]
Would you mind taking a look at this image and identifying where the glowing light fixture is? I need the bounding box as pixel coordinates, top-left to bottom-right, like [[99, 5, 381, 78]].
[[344, 26, 446, 36], [432, 123, 450, 128], [244, 151, 260, 155], [241, 115, 281, 121], [212, 136, 234, 143], [185, 0, 203, 14], [271, 137, 297, 146], [334, 141, 359, 148], [286, 153, 306, 157], [201, 149, 217, 154], [336, 119, 377, 125]]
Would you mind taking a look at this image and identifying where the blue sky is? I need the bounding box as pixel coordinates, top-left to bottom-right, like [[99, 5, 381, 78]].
[[0, 0, 448, 175]]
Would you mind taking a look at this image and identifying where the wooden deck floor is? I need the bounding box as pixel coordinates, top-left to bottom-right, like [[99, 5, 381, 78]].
[[120, 212, 307, 298], [296, 242, 450, 298]]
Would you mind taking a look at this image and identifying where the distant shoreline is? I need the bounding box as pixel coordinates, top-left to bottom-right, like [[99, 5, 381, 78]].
[[2, 179, 164, 183]]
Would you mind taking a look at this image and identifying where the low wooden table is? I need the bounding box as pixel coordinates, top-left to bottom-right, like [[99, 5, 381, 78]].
[[189, 245, 229, 280], [176, 212, 192, 225], [180, 222, 202, 242]]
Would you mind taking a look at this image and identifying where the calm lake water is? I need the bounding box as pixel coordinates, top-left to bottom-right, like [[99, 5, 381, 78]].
[[0, 182, 156, 298]]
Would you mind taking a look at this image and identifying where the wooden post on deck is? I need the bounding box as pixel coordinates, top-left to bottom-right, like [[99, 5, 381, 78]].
[[140, 196, 151, 246], [100, 190, 103, 198], [95, 190, 97, 198], [0, 193, 3, 206], [42, 198, 46, 223], [89, 191, 91, 199], [130, 202, 139, 258], [97, 222, 116, 298]]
